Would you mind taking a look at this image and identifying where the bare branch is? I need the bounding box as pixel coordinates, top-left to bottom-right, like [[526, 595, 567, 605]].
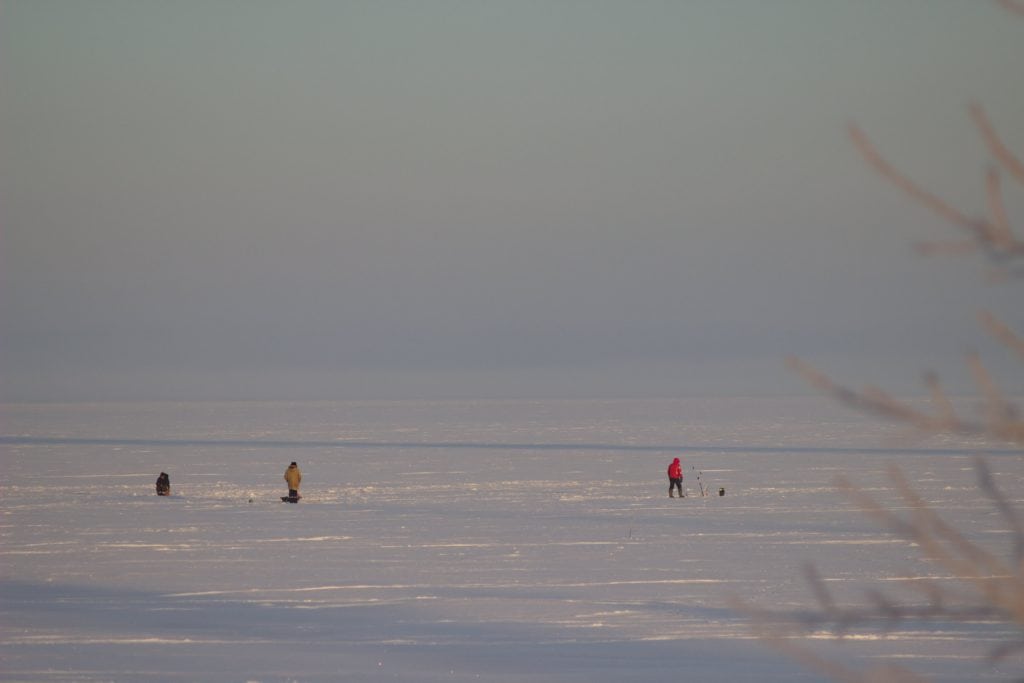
[[997, 0, 1024, 17], [745, 462, 1024, 679], [923, 372, 955, 424], [965, 352, 1024, 443], [804, 563, 837, 611], [971, 101, 1024, 185], [757, 7, 1024, 679], [985, 166, 1019, 251], [913, 240, 978, 256], [979, 310, 1024, 361], [788, 356, 1024, 445], [974, 457, 1024, 567], [843, 468, 1004, 595], [743, 608, 866, 683], [990, 638, 1024, 662], [849, 124, 991, 242]]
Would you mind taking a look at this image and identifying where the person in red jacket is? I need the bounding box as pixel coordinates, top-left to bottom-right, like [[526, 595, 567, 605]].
[[667, 457, 683, 498]]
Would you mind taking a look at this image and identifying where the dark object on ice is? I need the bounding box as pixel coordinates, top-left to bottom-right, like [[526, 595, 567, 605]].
[[156, 472, 170, 496], [281, 495, 300, 503], [719, 487, 725, 497]]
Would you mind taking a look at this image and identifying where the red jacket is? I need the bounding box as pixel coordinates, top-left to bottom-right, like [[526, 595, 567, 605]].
[[667, 458, 682, 480]]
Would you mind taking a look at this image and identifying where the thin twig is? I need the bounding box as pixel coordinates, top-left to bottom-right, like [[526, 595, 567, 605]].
[[985, 167, 1018, 251], [965, 352, 1015, 436], [849, 124, 991, 241], [979, 310, 1024, 361], [923, 372, 955, 425], [787, 356, 1023, 445], [971, 101, 1024, 185], [975, 457, 1024, 567]]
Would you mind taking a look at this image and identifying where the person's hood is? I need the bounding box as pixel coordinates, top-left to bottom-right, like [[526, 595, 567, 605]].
[[672, 458, 680, 464]]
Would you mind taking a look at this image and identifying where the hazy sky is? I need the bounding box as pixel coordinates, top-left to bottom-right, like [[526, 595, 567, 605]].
[[2, 0, 1021, 401]]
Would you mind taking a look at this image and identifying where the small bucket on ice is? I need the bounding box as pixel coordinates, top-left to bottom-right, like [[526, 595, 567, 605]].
[[718, 487, 725, 496]]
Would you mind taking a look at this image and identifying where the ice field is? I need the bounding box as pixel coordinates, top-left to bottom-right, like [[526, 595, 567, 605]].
[[2, 398, 1023, 682]]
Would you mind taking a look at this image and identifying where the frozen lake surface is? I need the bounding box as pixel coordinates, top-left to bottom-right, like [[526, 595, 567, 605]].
[[2, 398, 1022, 682]]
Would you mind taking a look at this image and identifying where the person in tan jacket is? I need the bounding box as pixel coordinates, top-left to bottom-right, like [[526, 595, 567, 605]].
[[284, 462, 302, 502]]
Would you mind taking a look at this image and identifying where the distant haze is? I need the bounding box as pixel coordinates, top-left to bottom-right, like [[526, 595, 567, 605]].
[[2, 1, 1021, 401]]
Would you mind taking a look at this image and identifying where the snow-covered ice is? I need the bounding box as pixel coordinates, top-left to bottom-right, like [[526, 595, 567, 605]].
[[1, 398, 1022, 682]]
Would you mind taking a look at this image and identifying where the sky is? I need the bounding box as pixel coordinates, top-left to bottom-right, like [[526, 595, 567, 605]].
[[1, 0, 1022, 401]]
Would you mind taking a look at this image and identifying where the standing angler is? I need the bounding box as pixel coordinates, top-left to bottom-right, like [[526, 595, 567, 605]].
[[283, 461, 302, 503], [667, 457, 684, 498]]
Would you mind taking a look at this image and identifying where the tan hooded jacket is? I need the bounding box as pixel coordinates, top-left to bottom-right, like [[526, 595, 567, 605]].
[[284, 464, 302, 490]]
